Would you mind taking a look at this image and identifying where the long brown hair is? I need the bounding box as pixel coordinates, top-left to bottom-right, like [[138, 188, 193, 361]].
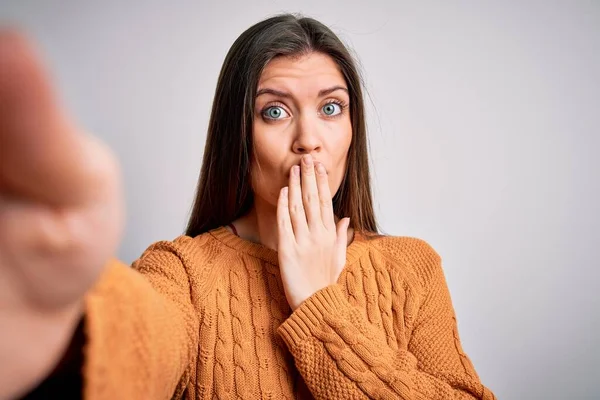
[[185, 13, 378, 237]]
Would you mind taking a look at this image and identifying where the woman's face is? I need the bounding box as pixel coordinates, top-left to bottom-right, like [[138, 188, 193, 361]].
[[251, 52, 352, 208]]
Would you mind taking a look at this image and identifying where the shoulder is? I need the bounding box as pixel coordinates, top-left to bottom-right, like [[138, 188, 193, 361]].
[[368, 235, 441, 265], [133, 230, 229, 276], [132, 230, 234, 301], [366, 234, 443, 288]]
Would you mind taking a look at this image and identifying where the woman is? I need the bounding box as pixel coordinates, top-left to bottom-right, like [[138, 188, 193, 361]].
[[1, 14, 496, 400]]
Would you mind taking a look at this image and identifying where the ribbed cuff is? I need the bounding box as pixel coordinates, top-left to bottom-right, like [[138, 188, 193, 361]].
[[277, 284, 350, 349]]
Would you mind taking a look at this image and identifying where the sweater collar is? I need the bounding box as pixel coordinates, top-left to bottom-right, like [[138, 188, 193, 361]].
[[208, 226, 371, 267]]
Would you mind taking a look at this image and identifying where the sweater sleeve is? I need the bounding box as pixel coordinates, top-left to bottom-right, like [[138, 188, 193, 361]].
[[82, 239, 200, 400], [276, 244, 495, 400]]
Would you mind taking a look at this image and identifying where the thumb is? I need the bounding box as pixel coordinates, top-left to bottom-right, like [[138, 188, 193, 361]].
[[335, 217, 350, 272], [0, 30, 111, 206]]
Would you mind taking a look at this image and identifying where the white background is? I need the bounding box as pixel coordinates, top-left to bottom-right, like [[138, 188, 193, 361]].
[[1, 1, 598, 398]]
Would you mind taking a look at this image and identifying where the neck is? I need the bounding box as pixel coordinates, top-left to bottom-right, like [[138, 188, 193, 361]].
[[234, 197, 279, 250]]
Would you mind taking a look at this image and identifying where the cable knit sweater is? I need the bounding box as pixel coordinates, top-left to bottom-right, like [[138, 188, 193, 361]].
[[82, 227, 496, 399]]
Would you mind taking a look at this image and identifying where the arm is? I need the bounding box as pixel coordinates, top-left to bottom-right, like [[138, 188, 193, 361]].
[[0, 32, 198, 400], [277, 243, 496, 400], [83, 240, 199, 400], [17, 240, 200, 400]]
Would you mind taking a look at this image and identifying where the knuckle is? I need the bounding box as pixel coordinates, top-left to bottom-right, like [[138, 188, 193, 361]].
[[319, 198, 331, 208], [290, 203, 304, 215], [303, 192, 316, 205]]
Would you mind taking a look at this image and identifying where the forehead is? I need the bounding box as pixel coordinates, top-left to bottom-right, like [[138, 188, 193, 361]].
[[257, 52, 346, 92]]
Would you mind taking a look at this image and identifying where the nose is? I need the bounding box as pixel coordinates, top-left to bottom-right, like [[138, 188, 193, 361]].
[[292, 115, 322, 154]]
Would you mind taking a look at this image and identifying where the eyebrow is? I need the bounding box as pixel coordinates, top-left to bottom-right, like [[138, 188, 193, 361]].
[[255, 85, 349, 98]]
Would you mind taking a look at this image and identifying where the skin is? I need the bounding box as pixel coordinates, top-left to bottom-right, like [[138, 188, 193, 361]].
[[0, 32, 122, 399], [0, 38, 354, 397], [232, 52, 354, 309]]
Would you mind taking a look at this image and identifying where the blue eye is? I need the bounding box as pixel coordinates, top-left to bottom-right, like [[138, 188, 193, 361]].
[[263, 106, 289, 120], [322, 103, 341, 116]]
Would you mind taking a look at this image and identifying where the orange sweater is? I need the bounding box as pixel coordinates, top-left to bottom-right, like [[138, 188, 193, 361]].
[[82, 227, 496, 399]]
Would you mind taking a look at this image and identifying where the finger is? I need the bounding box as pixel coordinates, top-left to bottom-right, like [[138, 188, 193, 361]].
[[300, 154, 321, 229], [288, 165, 309, 237], [0, 31, 111, 206], [315, 161, 335, 230], [277, 186, 295, 245]]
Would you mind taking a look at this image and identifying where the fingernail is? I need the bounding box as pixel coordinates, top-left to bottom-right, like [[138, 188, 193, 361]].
[[282, 186, 288, 196], [316, 162, 326, 175], [292, 165, 300, 176], [302, 154, 313, 166]]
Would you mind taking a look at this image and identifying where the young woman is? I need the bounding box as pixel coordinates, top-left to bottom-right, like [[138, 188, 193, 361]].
[[1, 14, 496, 400]]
